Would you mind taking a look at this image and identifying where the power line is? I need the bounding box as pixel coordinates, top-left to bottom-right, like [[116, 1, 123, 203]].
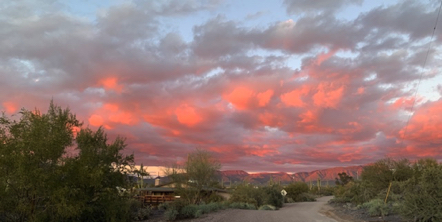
[[401, 1, 442, 140]]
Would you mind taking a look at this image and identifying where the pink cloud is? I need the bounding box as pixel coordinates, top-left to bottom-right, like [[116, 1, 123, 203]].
[[175, 104, 203, 127], [2, 101, 18, 114]]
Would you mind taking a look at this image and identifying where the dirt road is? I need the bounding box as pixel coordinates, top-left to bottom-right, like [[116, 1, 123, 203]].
[[191, 196, 338, 222]]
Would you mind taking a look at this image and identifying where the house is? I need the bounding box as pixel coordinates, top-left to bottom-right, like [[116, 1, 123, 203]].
[[135, 177, 231, 206]]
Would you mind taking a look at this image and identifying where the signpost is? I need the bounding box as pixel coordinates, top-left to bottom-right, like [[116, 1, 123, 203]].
[[281, 189, 287, 205]]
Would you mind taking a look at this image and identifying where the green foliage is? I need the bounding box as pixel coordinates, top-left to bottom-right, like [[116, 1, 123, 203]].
[[229, 184, 283, 208], [203, 192, 225, 203], [335, 172, 353, 186], [295, 192, 316, 202], [258, 205, 276, 210], [285, 182, 308, 201], [164, 209, 178, 221], [0, 101, 135, 222], [361, 199, 390, 217], [164, 149, 221, 204], [262, 185, 283, 208], [163, 200, 227, 221], [229, 184, 262, 206], [317, 186, 335, 196], [400, 163, 442, 221], [131, 206, 152, 221], [330, 158, 442, 221], [180, 204, 199, 219], [228, 202, 257, 210]]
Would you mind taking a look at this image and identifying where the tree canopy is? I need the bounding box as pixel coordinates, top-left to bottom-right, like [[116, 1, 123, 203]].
[[0, 101, 135, 222]]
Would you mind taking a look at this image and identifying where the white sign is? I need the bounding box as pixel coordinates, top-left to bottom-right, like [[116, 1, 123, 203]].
[[281, 189, 287, 196]]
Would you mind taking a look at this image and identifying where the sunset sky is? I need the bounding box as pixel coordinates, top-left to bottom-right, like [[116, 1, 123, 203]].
[[1, 0, 442, 174]]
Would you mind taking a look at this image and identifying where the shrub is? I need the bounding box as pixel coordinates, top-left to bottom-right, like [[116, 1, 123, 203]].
[[285, 182, 309, 201], [181, 204, 201, 219], [204, 193, 225, 203], [258, 205, 276, 210], [194, 209, 202, 218], [229, 202, 257, 210], [361, 199, 389, 217], [295, 193, 316, 202], [164, 209, 178, 221], [131, 207, 152, 221], [158, 202, 170, 211], [400, 164, 442, 221], [229, 184, 262, 207], [262, 185, 283, 208]]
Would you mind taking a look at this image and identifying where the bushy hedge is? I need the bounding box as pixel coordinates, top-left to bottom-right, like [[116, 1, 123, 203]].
[[332, 158, 442, 221], [229, 184, 283, 209], [285, 182, 308, 200]]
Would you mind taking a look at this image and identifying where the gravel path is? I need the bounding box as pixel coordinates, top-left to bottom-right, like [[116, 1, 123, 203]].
[[188, 196, 338, 222]]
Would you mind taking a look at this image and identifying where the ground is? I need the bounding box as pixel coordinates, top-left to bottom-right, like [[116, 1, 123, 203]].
[[145, 196, 406, 222]]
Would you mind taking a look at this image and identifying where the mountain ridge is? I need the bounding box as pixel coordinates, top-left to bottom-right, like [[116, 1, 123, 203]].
[[217, 165, 364, 185]]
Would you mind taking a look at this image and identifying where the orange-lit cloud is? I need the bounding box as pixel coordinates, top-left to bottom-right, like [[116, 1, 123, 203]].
[[399, 100, 442, 142], [2, 101, 18, 114], [313, 83, 345, 108], [257, 89, 274, 107], [224, 87, 254, 110], [175, 104, 203, 127], [89, 114, 104, 126], [224, 87, 274, 110], [280, 87, 309, 107], [99, 77, 123, 93]]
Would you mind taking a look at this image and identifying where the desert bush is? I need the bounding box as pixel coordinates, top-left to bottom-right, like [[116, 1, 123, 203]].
[[129, 199, 152, 221], [229, 202, 257, 210], [285, 197, 295, 203], [204, 193, 225, 203], [262, 185, 283, 208], [285, 182, 308, 201], [400, 164, 442, 222], [361, 199, 390, 217], [164, 209, 178, 221], [229, 184, 262, 207], [335, 172, 354, 186], [295, 193, 316, 202], [131, 206, 152, 221], [318, 186, 335, 196], [259, 205, 276, 210], [180, 204, 199, 219], [158, 202, 170, 211]]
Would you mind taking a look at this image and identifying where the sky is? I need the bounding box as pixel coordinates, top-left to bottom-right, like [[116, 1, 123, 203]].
[[1, 0, 442, 174]]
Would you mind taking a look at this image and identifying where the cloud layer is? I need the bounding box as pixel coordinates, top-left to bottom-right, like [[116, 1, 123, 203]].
[[1, 0, 442, 172]]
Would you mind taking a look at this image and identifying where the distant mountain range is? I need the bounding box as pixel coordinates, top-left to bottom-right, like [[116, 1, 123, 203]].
[[217, 165, 364, 185], [136, 165, 364, 186]]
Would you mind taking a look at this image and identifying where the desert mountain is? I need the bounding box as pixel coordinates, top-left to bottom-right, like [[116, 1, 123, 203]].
[[216, 165, 364, 185]]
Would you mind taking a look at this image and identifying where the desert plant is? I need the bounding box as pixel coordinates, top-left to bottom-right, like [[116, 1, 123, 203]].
[[258, 205, 276, 210], [295, 193, 316, 202], [164, 209, 178, 221], [262, 185, 283, 208], [361, 199, 390, 217], [180, 204, 199, 219], [285, 182, 309, 201], [229, 202, 257, 210], [400, 164, 442, 222]]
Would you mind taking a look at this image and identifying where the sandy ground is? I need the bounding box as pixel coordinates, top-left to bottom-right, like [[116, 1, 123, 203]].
[[147, 196, 367, 222], [186, 196, 346, 222]]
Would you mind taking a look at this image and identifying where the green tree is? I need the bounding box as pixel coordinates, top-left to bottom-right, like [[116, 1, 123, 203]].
[[401, 162, 442, 221], [0, 102, 135, 222], [335, 172, 353, 186], [166, 149, 221, 204]]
